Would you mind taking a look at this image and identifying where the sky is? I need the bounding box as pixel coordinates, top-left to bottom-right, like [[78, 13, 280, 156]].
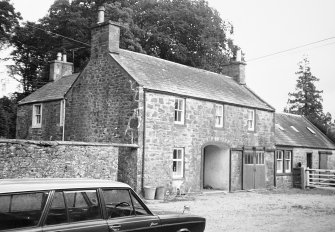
[[1, 0, 335, 117]]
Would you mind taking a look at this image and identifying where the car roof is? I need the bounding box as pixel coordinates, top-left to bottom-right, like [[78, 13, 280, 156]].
[[0, 178, 130, 194]]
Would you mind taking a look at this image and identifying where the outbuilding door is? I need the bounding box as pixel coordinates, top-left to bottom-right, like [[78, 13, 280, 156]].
[[243, 151, 265, 190]]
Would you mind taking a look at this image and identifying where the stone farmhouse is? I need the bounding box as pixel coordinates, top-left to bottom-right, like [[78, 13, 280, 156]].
[[15, 8, 334, 192], [275, 113, 335, 188]]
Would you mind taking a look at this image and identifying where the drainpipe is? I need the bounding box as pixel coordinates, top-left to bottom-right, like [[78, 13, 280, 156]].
[[141, 90, 146, 193], [62, 99, 66, 141]]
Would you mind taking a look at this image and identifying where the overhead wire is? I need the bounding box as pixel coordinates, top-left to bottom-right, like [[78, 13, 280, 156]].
[[246, 36, 335, 62], [25, 24, 90, 47]]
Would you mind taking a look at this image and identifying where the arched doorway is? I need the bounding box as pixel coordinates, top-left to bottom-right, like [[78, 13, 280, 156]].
[[203, 145, 230, 190]]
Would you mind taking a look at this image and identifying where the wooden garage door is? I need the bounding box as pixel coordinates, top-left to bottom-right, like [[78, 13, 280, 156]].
[[243, 151, 265, 190]]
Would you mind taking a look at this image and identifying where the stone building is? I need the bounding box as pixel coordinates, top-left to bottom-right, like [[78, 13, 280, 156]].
[[275, 113, 335, 188], [16, 7, 279, 192]]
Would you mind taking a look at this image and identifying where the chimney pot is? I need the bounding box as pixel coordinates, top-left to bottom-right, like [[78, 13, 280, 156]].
[[236, 49, 242, 62], [57, 52, 62, 61], [97, 6, 105, 23], [62, 54, 67, 62]]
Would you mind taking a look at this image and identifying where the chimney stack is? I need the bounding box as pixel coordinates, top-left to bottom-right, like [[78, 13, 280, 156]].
[[90, 6, 120, 58], [97, 6, 105, 23], [221, 49, 246, 85], [49, 52, 74, 82]]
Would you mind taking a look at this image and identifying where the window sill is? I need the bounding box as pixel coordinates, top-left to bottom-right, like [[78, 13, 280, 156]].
[[276, 173, 292, 176], [172, 177, 185, 181], [32, 125, 42, 129], [174, 122, 186, 127]]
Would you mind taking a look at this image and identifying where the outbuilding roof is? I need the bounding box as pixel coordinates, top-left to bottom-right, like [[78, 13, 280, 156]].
[[111, 49, 274, 111], [19, 73, 79, 105], [275, 113, 335, 150]]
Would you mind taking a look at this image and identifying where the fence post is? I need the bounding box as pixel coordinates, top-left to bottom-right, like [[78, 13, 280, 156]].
[[306, 168, 310, 188], [300, 167, 305, 189]]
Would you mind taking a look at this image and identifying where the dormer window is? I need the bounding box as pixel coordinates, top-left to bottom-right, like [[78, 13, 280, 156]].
[[174, 98, 185, 124], [290, 126, 299, 132], [276, 124, 285, 131], [307, 127, 316, 135], [32, 104, 42, 128], [247, 109, 255, 131]]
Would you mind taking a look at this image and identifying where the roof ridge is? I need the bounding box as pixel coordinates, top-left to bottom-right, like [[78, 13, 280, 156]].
[[118, 49, 233, 80], [277, 112, 302, 117]]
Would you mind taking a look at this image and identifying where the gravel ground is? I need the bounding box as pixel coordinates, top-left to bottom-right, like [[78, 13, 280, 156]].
[[147, 188, 335, 232]]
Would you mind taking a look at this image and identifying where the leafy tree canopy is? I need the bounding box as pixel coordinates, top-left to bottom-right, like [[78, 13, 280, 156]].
[[9, 0, 238, 96], [0, 0, 21, 47], [0, 96, 17, 139]]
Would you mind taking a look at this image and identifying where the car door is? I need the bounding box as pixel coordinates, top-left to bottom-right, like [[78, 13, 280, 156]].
[[42, 190, 108, 232], [102, 188, 160, 232], [0, 191, 48, 232]]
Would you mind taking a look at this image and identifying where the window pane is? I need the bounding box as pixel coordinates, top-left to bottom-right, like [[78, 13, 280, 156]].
[[46, 191, 67, 225], [176, 161, 182, 176], [130, 192, 149, 215], [0, 192, 48, 230], [173, 150, 177, 159], [103, 189, 134, 218], [64, 190, 102, 222], [277, 160, 283, 172]]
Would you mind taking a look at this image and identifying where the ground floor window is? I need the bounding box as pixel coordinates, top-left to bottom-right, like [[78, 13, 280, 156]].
[[276, 150, 292, 174], [173, 148, 184, 178]]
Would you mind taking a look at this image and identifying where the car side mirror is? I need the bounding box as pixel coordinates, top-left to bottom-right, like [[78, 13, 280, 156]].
[[182, 205, 190, 214]]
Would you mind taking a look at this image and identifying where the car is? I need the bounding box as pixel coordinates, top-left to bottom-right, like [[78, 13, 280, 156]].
[[0, 178, 206, 232]]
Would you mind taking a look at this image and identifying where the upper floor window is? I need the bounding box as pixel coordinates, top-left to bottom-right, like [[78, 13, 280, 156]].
[[247, 109, 255, 131], [174, 98, 185, 124], [276, 150, 292, 174], [32, 104, 42, 128], [215, 104, 224, 127], [173, 148, 184, 178]]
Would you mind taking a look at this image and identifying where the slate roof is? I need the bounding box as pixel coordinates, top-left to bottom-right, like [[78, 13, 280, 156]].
[[19, 73, 79, 105], [275, 113, 335, 150], [111, 49, 274, 111]]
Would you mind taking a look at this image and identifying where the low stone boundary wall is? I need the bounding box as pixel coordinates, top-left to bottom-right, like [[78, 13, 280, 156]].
[[0, 139, 138, 189]]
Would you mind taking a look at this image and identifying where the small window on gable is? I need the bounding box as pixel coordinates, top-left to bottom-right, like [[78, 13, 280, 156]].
[[215, 104, 223, 127], [32, 104, 42, 128], [307, 127, 316, 135], [290, 126, 299, 132], [247, 109, 255, 131], [174, 98, 185, 124]]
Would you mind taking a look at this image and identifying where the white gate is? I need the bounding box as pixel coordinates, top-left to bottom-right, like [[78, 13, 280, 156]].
[[306, 168, 335, 189]]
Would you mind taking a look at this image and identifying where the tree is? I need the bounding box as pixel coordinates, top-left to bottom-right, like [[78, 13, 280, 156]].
[[285, 58, 335, 142], [0, 0, 21, 47], [9, 0, 144, 96], [0, 96, 17, 138], [286, 58, 324, 119], [133, 0, 237, 73]]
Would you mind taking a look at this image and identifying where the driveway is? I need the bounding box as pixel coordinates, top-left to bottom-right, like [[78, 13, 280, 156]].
[[147, 188, 335, 232]]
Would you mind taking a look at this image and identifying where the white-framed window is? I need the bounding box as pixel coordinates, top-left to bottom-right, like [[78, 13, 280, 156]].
[[276, 150, 283, 173], [32, 104, 42, 128], [215, 104, 224, 127], [247, 109, 255, 131], [174, 98, 185, 124], [172, 148, 184, 178], [284, 151, 292, 173], [276, 150, 292, 174], [60, 100, 65, 126]]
